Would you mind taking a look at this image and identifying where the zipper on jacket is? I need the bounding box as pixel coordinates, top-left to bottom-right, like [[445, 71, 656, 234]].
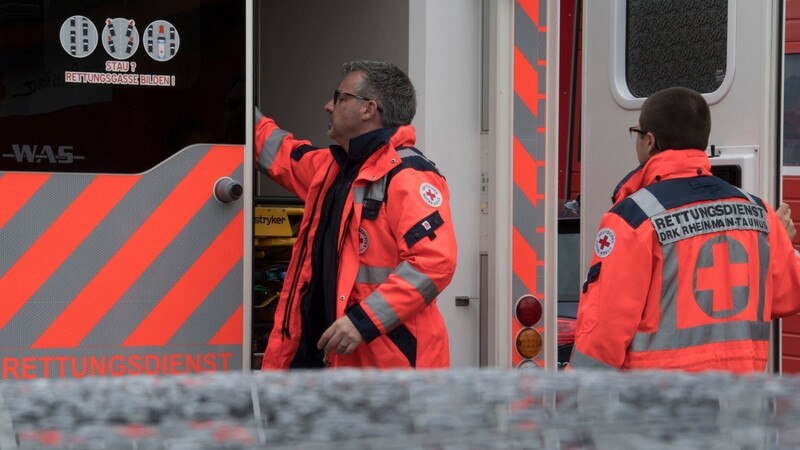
[[280, 162, 335, 339]]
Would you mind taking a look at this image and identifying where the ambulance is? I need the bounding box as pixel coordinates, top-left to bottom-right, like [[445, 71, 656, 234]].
[[0, 0, 795, 378]]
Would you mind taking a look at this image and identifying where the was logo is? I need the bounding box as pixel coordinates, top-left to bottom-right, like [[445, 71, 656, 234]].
[[4, 144, 85, 164]]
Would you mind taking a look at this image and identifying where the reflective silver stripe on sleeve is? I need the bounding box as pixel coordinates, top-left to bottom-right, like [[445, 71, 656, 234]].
[[363, 290, 401, 332], [569, 348, 616, 370], [361, 260, 440, 332], [629, 188, 666, 217], [357, 265, 393, 285], [396, 148, 420, 159], [395, 260, 440, 304], [256, 129, 290, 173]]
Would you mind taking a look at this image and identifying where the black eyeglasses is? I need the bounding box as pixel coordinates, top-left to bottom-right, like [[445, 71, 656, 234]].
[[333, 89, 372, 105], [333, 89, 383, 112], [628, 126, 647, 138]]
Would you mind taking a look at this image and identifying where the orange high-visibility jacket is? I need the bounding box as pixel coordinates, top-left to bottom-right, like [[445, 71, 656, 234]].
[[255, 112, 456, 369], [570, 150, 800, 373]]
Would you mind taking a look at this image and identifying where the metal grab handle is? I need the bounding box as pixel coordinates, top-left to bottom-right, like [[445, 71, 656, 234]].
[[214, 177, 243, 203]]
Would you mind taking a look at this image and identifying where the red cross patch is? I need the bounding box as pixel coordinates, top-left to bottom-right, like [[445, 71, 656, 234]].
[[420, 182, 443, 208], [594, 228, 615, 258]]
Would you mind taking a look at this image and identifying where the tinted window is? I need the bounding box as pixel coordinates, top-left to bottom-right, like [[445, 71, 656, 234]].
[[0, 1, 245, 174], [626, 0, 727, 98]]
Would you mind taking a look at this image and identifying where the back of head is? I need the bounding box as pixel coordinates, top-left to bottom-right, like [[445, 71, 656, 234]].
[[640, 87, 711, 150], [342, 60, 416, 128]]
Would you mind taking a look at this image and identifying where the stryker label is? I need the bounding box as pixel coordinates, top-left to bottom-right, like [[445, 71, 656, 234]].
[[651, 201, 769, 244], [254, 215, 286, 225]]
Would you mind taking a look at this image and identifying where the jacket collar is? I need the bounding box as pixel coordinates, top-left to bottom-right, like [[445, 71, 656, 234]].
[[330, 127, 398, 169], [611, 149, 713, 204], [329, 126, 417, 180]]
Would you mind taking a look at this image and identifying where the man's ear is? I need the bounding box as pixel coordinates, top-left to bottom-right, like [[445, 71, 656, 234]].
[[646, 132, 658, 153], [361, 100, 380, 121]]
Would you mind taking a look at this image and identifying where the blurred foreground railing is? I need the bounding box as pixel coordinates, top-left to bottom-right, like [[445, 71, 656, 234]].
[[3, 368, 800, 449]]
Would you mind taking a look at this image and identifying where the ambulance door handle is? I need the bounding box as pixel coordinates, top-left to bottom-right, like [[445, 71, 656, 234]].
[[214, 177, 243, 203], [455, 296, 475, 307]]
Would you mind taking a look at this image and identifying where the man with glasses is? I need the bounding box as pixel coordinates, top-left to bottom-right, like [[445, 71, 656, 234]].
[[255, 60, 456, 369], [570, 86, 800, 373]]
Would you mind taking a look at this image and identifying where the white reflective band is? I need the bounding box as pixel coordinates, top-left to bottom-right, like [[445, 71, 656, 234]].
[[357, 265, 393, 285], [396, 148, 419, 159], [568, 348, 615, 369], [361, 261, 440, 332], [631, 321, 770, 352], [629, 188, 665, 217], [257, 128, 289, 172], [353, 185, 365, 204], [395, 261, 439, 304], [364, 290, 401, 332], [366, 176, 387, 202], [651, 201, 769, 245], [354, 176, 388, 206]]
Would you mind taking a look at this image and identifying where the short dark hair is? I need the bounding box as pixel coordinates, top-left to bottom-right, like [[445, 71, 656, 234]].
[[639, 87, 711, 150], [342, 60, 416, 127]]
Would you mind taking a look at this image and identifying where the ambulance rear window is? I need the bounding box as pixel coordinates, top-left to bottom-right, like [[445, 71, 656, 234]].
[[625, 0, 728, 98]]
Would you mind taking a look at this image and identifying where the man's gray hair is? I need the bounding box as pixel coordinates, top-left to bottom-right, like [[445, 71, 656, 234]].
[[342, 60, 416, 127]]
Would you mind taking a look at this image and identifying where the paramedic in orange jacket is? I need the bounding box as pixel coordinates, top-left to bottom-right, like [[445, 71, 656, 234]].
[[570, 87, 800, 373], [255, 60, 457, 369]]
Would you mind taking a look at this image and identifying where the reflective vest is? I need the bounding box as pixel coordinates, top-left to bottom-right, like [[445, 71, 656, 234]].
[[570, 149, 800, 373], [255, 112, 456, 369]]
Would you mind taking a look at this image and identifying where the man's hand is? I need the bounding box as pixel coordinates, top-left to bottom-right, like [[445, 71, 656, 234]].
[[318, 316, 364, 355], [777, 202, 796, 241]]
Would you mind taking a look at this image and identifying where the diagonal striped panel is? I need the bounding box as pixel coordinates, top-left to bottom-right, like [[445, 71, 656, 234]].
[[512, 227, 542, 296], [512, 0, 548, 367], [0, 148, 218, 349], [513, 136, 545, 207], [517, 0, 547, 32], [123, 211, 244, 346], [32, 146, 242, 349], [209, 305, 244, 346], [514, 46, 545, 117], [0, 175, 140, 330], [167, 260, 243, 346], [0, 173, 50, 229]]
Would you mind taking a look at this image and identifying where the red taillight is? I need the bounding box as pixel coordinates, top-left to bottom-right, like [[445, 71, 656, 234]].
[[515, 295, 542, 327]]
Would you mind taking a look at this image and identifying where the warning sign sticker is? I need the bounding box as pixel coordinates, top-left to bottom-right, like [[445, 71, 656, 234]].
[[144, 20, 181, 62], [102, 18, 140, 60], [60, 15, 179, 88], [59, 15, 99, 58]]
